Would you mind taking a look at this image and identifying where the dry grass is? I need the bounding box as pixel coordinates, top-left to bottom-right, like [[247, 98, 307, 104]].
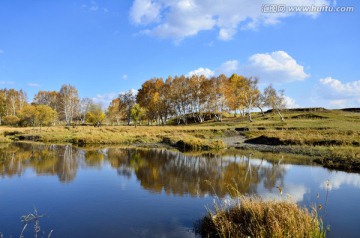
[[198, 195, 326, 238], [0, 125, 228, 151], [0, 109, 359, 169]]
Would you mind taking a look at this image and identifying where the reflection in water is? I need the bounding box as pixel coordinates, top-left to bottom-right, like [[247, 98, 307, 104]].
[[2, 143, 360, 237], [0, 143, 79, 183], [320, 171, 360, 191], [0, 143, 287, 197]]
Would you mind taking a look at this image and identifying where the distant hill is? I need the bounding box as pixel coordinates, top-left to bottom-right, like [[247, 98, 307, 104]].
[[340, 108, 360, 113], [266, 107, 327, 113]]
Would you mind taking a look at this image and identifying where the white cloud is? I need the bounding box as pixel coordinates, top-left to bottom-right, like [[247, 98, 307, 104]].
[[320, 172, 360, 191], [261, 184, 308, 203], [0, 81, 14, 85], [215, 60, 239, 75], [187, 67, 214, 77], [130, 0, 329, 41], [283, 96, 299, 108], [122, 74, 128, 80], [93, 89, 138, 107], [92, 93, 117, 107], [28, 83, 40, 87], [188, 51, 308, 84], [130, 0, 161, 25], [318, 77, 360, 107], [319, 77, 360, 98], [243, 51, 310, 83]]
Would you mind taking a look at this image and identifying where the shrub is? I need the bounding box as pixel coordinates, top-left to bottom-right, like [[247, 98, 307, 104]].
[[2, 115, 20, 126], [197, 195, 326, 238]]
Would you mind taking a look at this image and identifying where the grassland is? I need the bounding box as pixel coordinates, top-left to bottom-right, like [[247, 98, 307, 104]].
[[0, 108, 359, 172]]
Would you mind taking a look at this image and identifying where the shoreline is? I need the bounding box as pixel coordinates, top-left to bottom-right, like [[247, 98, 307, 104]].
[[3, 133, 359, 173]]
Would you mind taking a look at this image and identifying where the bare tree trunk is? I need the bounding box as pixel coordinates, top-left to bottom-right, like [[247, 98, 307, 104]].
[[277, 109, 285, 122], [258, 106, 265, 116]]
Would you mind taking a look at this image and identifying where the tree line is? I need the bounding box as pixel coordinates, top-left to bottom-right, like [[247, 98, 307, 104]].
[[0, 74, 286, 127], [0, 85, 104, 127], [108, 74, 286, 126]]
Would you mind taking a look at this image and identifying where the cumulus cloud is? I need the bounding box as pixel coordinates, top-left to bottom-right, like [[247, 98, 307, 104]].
[[320, 172, 360, 191], [215, 60, 239, 75], [129, 0, 329, 41], [187, 67, 214, 77], [318, 77, 360, 107], [283, 96, 299, 108], [188, 51, 308, 84], [319, 77, 360, 98], [243, 51, 310, 83], [130, 0, 161, 25]]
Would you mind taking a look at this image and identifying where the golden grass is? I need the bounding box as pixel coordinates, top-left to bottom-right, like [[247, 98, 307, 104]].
[[0, 125, 228, 150], [0, 109, 359, 169], [198, 195, 326, 238]]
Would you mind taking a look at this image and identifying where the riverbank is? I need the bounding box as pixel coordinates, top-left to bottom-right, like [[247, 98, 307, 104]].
[[0, 109, 359, 172]]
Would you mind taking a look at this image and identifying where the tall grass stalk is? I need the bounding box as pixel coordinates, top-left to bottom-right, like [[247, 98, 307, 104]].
[[197, 193, 327, 238]]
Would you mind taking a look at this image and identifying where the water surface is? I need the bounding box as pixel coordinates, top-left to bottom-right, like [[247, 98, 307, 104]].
[[0, 143, 360, 237]]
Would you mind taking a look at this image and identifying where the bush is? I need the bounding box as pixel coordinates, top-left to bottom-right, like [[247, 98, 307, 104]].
[[2, 115, 20, 126], [197, 195, 326, 238]]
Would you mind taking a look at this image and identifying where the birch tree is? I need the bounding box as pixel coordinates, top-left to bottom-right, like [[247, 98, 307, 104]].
[[264, 85, 286, 122], [59, 84, 79, 126], [243, 77, 260, 122]]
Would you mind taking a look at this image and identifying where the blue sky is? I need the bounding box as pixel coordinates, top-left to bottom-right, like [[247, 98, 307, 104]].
[[0, 0, 359, 108]]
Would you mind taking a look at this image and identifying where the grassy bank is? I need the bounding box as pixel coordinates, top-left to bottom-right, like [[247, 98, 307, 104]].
[[0, 109, 359, 171], [0, 125, 230, 151], [197, 195, 326, 238]]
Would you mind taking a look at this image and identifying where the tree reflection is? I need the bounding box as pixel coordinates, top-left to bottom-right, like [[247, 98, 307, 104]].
[[0, 143, 79, 183], [0, 144, 288, 196]]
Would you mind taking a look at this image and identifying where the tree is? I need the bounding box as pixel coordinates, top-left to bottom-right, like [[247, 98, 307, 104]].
[[0, 90, 7, 125], [107, 98, 123, 125], [59, 84, 79, 126], [243, 77, 260, 122], [136, 78, 170, 125], [213, 74, 228, 122], [118, 90, 136, 125], [255, 91, 266, 116], [79, 98, 93, 124], [36, 105, 58, 129], [20, 104, 37, 127], [86, 103, 106, 127], [264, 85, 286, 121], [130, 103, 144, 128], [169, 75, 190, 124], [33, 90, 59, 111], [224, 74, 247, 117], [2, 115, 20, 126]]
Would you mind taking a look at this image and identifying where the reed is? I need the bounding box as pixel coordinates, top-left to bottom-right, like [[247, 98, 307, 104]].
[[197, 195, 326, 238]]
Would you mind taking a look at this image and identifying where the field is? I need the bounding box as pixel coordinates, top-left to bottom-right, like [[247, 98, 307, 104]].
[[0, 108, 359, 172]]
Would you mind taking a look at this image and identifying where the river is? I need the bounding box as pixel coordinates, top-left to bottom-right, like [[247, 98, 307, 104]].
[[0, 143, 359, 237]]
